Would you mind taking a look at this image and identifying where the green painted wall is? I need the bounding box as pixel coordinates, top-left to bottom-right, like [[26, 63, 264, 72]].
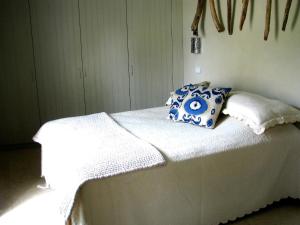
[[183, 0, 300, 107]]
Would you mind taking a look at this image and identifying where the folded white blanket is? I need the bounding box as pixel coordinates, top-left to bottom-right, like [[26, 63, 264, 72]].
[[33, 113, 165, 221]]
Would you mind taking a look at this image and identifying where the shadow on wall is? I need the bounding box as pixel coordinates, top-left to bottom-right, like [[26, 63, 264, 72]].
[[292, 0, 300, 30], [250, 0, 254, 28]]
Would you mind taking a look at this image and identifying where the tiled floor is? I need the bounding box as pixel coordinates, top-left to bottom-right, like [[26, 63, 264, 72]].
[[0, 147, 300, 225]]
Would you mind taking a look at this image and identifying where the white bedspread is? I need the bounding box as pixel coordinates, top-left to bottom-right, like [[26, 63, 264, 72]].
[[33, 112, 165, 221], [112, 107, 281, 161], [34, 107, 300, 225], [73, 107, 300, 225]]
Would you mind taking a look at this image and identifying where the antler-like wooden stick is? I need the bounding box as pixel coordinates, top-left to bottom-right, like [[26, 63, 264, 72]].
[[282, 0, 293, 31], [264, 0, 272, 41], [191, 0, 205, 36], [66, 218, 72, 225], [239, 0, 249, 30], [209, 0, 225, 32], [227, 0, 233, 35]]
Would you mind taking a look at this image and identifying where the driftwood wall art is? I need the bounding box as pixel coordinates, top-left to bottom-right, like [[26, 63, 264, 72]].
[[191, 0, 205, 36], [209, 0, 225, 32], [191, 0, 203, 53], [282, 0, 293, 31], [239, 0, 249, 30], [264, 0, 272, 40], [191, 0, 297, 42], [227, 0, 233, 35]]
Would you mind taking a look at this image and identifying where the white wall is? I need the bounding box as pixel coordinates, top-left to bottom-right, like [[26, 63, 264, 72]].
[[183, 0, 300, 108]]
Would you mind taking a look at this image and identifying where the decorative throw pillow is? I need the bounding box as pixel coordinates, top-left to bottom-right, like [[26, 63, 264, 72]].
[[222, 91, 300, 134], [168, 86, 231, 128], [165, 81, 210, 107]]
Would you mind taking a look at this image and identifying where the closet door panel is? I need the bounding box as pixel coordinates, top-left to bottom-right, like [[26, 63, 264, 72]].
[[0, 0, 40, 145], [127, 0, 174, 110], [30, 0, 85, 123], [172, 0, 184, 89], [79, 0, 130, 114]]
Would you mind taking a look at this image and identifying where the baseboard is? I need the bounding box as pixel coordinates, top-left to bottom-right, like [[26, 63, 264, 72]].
[[0, 142, 41, 151]]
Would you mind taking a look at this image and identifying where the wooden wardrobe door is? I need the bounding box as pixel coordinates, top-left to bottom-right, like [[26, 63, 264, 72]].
[[127, 0, 174, 110], [172, 0, 184, 90], [79, 0, 130, 114], [0, 0, 40, 145], [30, 0, 85, 123]]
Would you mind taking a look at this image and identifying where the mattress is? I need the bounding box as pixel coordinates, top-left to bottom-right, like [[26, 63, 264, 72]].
[[68, 107, 300, 225]]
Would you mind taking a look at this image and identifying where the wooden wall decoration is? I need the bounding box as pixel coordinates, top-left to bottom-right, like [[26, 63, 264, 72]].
[[227, 0, 233, 35], [191, 0, 205, 36], [191, 0, 297, 42], [239, 0, 249, 31], [209, 0, 225, 32], [264, 0, 272, 40], [282, 0, 293, 31]]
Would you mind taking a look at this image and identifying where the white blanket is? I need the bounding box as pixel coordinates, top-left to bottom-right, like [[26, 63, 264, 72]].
[[112, 107, 274, 161], [33, 112, 165, 221]]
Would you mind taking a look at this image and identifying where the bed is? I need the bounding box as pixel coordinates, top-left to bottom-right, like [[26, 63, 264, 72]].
[[34, 106, 300, 225]]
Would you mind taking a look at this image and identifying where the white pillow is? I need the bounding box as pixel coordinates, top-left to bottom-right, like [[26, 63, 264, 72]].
[[222, 91, 300, 134]]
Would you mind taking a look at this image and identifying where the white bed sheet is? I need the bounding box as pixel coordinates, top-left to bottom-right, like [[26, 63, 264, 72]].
[[69, 107, 300, 225]]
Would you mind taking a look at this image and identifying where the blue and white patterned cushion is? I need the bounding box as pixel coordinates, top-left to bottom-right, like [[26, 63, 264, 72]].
[[168, 86, 231, 128], [166, 81, 210, 107]]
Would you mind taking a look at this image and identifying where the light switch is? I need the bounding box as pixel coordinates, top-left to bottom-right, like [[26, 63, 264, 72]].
[[195, 66, 201, 74]]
